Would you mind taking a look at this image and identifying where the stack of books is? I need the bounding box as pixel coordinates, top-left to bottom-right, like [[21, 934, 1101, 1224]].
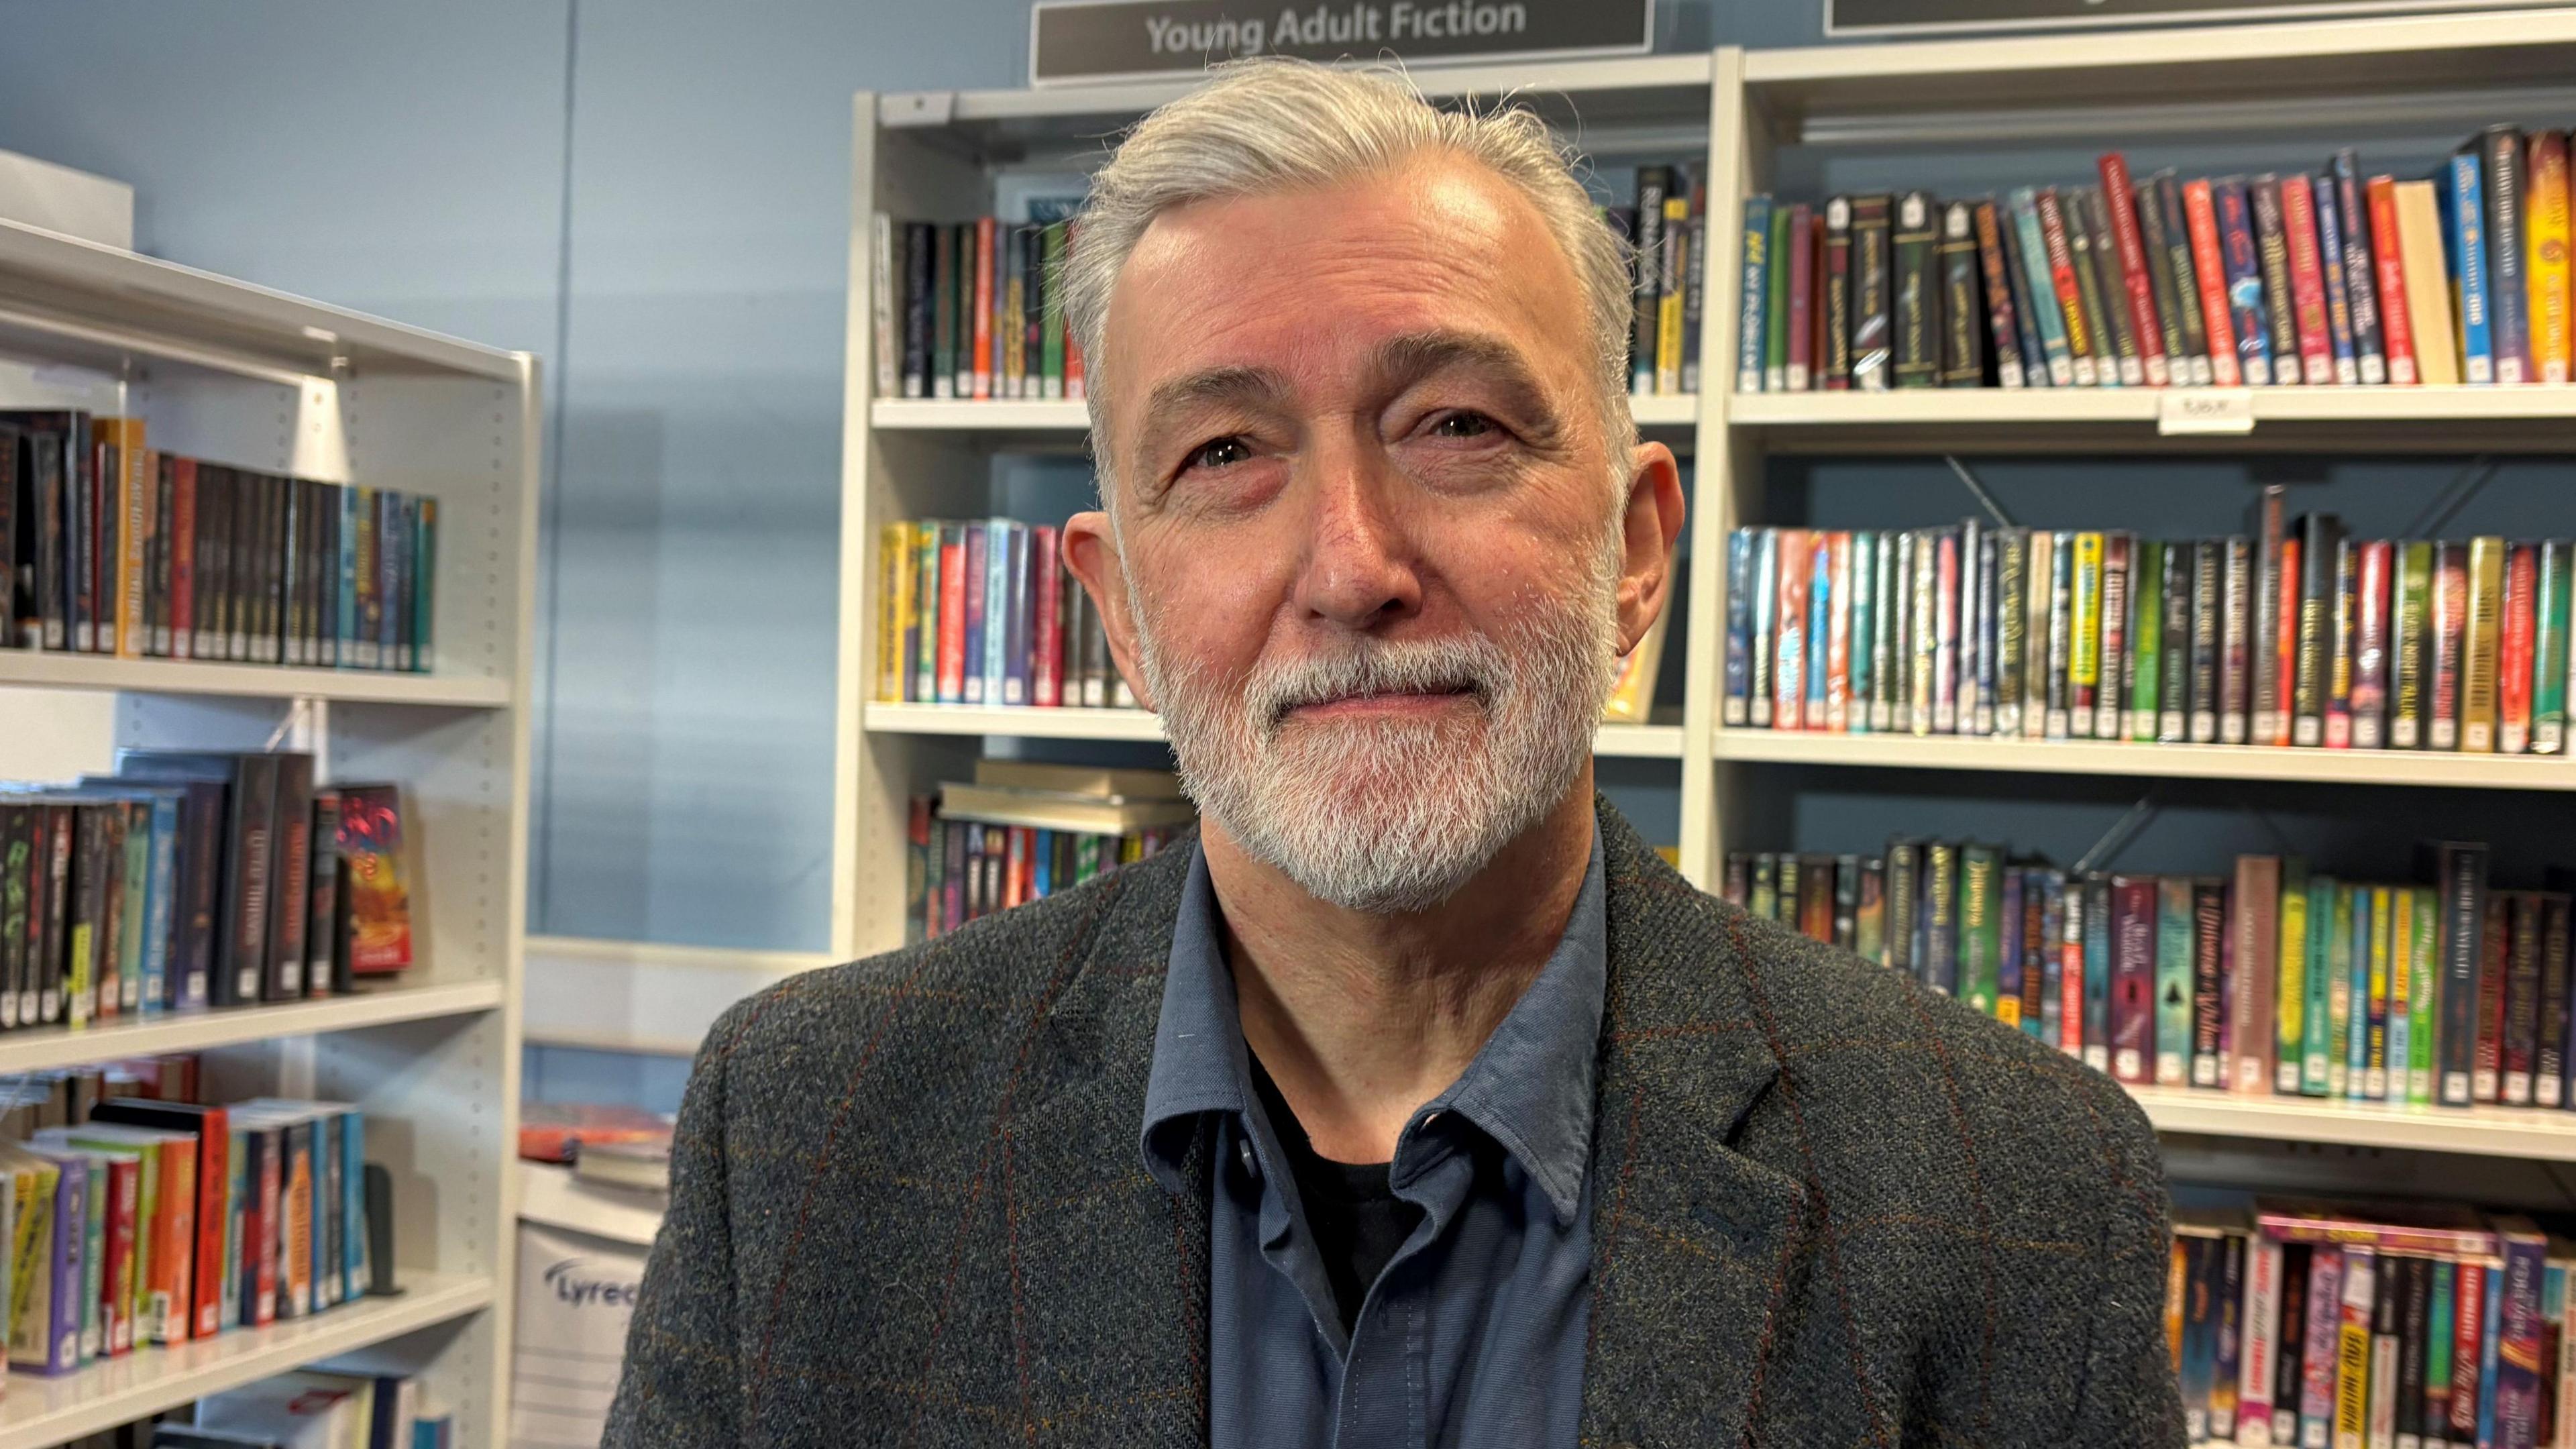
[[2171, 1201, 2574, 1449], [1726, 490, 2571, 755], [1738, 131, 2571, 392], [907, 761, 1193, 941], [0, 755, 415, 1033], [873, 518, 1128, 710], [184, 1370, 445, 1448], [1726, 839, 2576, 1112], [1, 413, 438, 671], [0, 1086, 370, 1380]]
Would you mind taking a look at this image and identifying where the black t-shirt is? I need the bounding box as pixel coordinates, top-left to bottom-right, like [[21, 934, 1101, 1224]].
[[1248, 1053, 1425, 1335]]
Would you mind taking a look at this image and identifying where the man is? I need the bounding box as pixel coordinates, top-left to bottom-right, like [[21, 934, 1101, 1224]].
[[606, 59, 2182, 1448]]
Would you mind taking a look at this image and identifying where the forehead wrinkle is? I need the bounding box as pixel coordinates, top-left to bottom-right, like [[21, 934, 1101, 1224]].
[[1370, 329, 1558, 411]]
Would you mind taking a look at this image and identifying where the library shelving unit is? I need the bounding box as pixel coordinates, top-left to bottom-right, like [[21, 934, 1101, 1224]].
[[0, 219, 535, 1445], [835, 54, 1732, 960], [1704, 11, 2576, 1167], [828, 12, 2576, 1180]]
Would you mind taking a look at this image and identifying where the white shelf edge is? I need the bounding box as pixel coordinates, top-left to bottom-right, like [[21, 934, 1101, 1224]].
[[0, 653, 513, 708], [525, 934, 836, 977], [0, 1271, 494, 1448], [2124, 1083, 2576, 1163], [0, 981, 506, 1076], [517, 1162, 665, 1246], [1731, 384, 2576, 431], [1713, 729, 2576, 790], [867, 701, 1685, 756]]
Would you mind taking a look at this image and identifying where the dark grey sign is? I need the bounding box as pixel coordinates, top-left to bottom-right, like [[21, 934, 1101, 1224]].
[[1828, 0, 2558, 36], [1031, 0, 1654, 87]]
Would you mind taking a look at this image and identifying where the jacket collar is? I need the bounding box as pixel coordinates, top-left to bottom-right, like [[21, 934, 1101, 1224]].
[[1002, 798, 1801, 1446]]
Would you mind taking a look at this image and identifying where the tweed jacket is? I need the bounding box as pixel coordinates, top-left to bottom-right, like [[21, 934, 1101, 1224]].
[[603, 800, 2185, 1448]]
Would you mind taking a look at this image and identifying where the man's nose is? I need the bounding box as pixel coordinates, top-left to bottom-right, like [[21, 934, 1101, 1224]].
[[1292, 440, 1424, 633]]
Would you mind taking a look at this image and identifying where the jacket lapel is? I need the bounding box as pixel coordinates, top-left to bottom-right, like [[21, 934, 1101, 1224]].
[[1577, 808, 1811, 1449], [966, 851, 1210, 1448]]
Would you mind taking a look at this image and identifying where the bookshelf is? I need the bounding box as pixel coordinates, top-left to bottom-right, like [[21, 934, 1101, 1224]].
[[836, 56, 1731, 961], [0, 217, 535, 1442], [832, 13, 2576, 1175]]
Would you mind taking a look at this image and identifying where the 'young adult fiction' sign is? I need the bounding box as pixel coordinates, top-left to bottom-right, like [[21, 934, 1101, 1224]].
[[1030, 0, 1654, 87]]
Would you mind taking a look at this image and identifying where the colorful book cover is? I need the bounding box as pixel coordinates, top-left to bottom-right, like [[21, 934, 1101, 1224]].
[[2156, 875, 2195, 1087], [2233, 855, 2280, 1095], [2502, 541, 2538, 755], [2538, 540, 2571, 754], [1750, 530, 1778, 728], [1937, 200, 1984, 388], [2331, 151, 2389, 384], [2070, 532, 2102, 733], [2250, 177, 2304, 382], [2083, 873, 2113, 1073], [2304, 1248, 2347, 1441], [2483, 126, 2532, 383], [1737, 195, 1772, 394], [2304, 871, 2339, 1096], [2279, 174, 2337, 384], [2531, 131, 2572, 384], [1972, 200, 2027, 389], [1784, 201, 1815, 392], [2010, 187, 2076, 386], [335, 784, 412, 975], [2353, 540, 2392, 750], [2110, 873, 2156, 1083], [2216, 180, 2275, 386], [2465, 537, 2506, 753], [2184, 178, 2245, 386], [2497, 1219, 2548, 1449], [2096, 533, 2131, 740], [1961, 845, 2000, 1019], [2072, 186, 2134, 386], [1823, 195, 1854, 390], [2445, 150, 2496, 384], [2365, 885, 2392, 1101], [2365, 176, 2421, 385], [2410, 885, 2440, 1106], [2096, 153, 2170, 385], [2310, 172, 2362, 384], [2277, 857, 2310, 1095], [1806, 533, 1833, 729], [2037, 187, 2100, 386], [1994, 195, 2053, 387], [2192, 877, 2225, 1087], [2393, 541, 2433, 749], [2131, 539, 2165, 743], [1774, 527, 1809, 730], [2332, 884, 2359, 1099]]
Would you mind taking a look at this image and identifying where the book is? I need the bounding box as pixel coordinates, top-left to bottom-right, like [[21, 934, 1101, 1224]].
[[2251, 177, 2304, 383], [2482, 127, 2532, 384], [2394, 180, 2463, 386], [2445, 150, 2496, 384], [2532, 131, 2573, 384]]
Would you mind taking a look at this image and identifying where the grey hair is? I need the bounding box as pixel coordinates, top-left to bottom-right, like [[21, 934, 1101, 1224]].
[[1063, 57, 1638, 496]]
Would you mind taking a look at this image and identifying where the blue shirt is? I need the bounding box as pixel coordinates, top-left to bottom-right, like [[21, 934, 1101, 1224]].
[[1139, 832, 1608, 1449]]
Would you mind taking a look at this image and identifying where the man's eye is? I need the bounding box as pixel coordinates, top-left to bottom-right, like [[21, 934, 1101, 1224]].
[[1187, 437, 1252, 470], [1429, 411, 1496, 439]]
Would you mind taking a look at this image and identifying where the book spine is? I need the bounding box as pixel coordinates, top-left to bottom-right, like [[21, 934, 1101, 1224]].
[[2097, 533, 2130, 739], [2188, 539, 2220, 743], [2025, 529, 2055, 739], [2359, 178, 2420, 387], [2069, 531, 2101, 733], [2131, 539, 2164, 741], [2217, 180, 2276, 385], [2235, 855, 2281, 1094], [2294, 515, 2337, 746], [2110, 874, 2155, 1083], [2245, 1234, 2283, 1439], [1659, 191, 1690, 394], [2009, 189, 2076, 385], [2074, 187, 2135, 386], [2306, 1248, 2348, 1438], [1775, 528, 1809, 729], [2506, 893, 2544, 1105], [2532, 131, 2573, 384], [2185, 179, 2246, 386], [1968, 525, 1994, 733], [2081, 873, 2112, 1071], [1937, 201, 1982, 387], [1925, 840, 1959, 996], [2502, 542, 2538, 755], [2037, 188, 2099, 386], [2277, 859, 2310, 1095], [2409, 886, 2439, 1106], [2252, 486, 2287, 743], [1973, 200, 2026, 389], [1823, 197, 1854, 390], [2355, 539, 2393, 750], [2139, 174, 2200, 384], [2192, 876, 2226, 1086], [1996, 529, 2028, 736], [1933, 530, 1960, 733], [2333, 153, 2390, 384], [2367, 1252, 2399, 1449], [1826, 533, 1854, 731], [1782, 200, 1812, 393], [2367, 886, 2394, 1100], [1751, 529, 1778, 727], [1032, 525, 1062, 708], [1851, 195, 1892, 392], [2439, 843, 2489, 1106], [2465, 537, 2506, 753], [2432, 543, 2467, 749], [1737, 195, 1772, 394], [2279, 175, 2337, 385], [2539, 893, 2571, 1108], [2485, 127, 2532, 384], [2538, 540, 2571, 754], [2498, 1224, 2546, 1449], [1892, 193, 1941, 390], [2249, 177, 2303, 382], [2098, 154, 2170, 384], [1633, 168, 1669, 395], [2160, 539, 2192, 743], [2223, 535, 2253, 744], [2337, 1246, 2377, 1449], [2153, 875, 2192, 1085], [2449, 151, 2496, 384], [2313, 172, 2362, 386], [2048, 531, 2075, 738], [1725, 529, 1754, 726], [1962, 845, 2000, 1016]]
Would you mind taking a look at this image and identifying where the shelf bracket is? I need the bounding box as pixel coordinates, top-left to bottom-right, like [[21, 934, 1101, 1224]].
[[2072, 788, 2161, 876], [2402, 455, 2500, 540], [1943, 455, 2017, 530]]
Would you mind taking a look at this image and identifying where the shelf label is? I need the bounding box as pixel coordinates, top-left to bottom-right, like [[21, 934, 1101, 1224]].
[[1030, 0, 1654, 86], [2158, 388, 2254, 437], [1827, 0, 2563, 38]]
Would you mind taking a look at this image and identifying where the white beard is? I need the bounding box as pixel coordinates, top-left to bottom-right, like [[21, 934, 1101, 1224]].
[[1132, 529, 1625, 914]]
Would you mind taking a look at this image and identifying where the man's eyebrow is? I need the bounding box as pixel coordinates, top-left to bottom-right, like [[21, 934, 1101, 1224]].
[[1140, 365, 1290, 437], [1371, 330, 1560, 422]]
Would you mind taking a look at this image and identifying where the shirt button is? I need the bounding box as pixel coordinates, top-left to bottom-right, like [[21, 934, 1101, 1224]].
[[1236, 1137, 1258, 1180]]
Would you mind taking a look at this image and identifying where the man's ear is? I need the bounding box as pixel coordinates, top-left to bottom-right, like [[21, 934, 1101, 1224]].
[[1060, 510, 1157, 712], [1615, 441, 1688, 656]]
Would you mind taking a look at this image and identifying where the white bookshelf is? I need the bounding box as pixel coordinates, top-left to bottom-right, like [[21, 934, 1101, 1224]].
[[0, 217, 535, 1443]]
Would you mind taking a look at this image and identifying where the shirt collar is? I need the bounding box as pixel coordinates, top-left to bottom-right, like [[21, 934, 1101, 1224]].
[[1138, 828, 1609, 1226]]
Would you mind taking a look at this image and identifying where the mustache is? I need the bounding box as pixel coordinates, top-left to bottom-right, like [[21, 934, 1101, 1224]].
[[1242, 636, 1511, 732]]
